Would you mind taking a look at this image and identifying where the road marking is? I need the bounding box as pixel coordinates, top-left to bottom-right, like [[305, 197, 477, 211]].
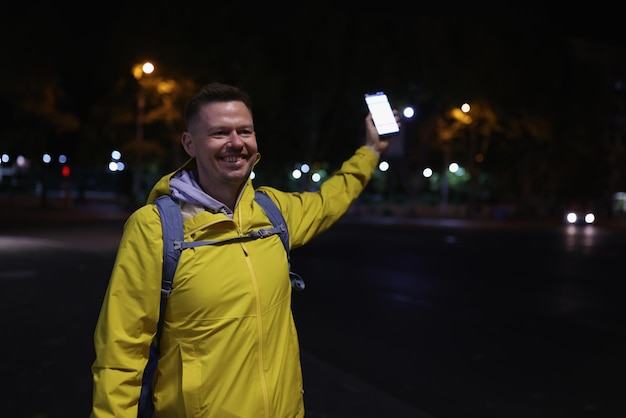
[[0, 236, 65, 251]]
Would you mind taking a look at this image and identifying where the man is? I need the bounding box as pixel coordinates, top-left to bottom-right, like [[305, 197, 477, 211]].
[[90, 82, 399, 417]]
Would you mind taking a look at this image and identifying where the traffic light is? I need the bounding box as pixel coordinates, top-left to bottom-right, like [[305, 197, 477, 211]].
[[61, 164, 70, 178]]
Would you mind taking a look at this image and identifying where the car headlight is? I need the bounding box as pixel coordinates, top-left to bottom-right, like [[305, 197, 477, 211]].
[[566, 212, 578, 224]]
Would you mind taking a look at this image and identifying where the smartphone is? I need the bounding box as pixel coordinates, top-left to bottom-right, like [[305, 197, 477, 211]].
[[364, 92, 400, 137]]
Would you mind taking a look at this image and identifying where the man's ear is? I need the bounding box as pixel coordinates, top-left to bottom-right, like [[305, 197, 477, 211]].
[[181, 132, 195, 157]]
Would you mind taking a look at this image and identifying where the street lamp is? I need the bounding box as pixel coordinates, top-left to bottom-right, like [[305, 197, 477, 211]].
[[131, 61, 154, 203], [132, 62, 154, 80]]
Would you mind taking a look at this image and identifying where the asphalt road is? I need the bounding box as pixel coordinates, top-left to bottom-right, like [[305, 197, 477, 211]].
[[1, 204, 625, 418], [0, 209, 427, 418], [292, 217, 626, 418], [290, 218, 626, 418]]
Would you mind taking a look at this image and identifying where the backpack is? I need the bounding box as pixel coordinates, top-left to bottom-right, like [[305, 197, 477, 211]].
[[137, 191, 304, 418]]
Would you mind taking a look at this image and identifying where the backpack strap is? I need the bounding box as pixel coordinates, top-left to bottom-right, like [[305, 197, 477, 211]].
[[138, 194, 182, 417], [178, 224, 285, 249], [153, 194, 183, 341], [254, 190, 305, 291], [254, 191, 288, 256]]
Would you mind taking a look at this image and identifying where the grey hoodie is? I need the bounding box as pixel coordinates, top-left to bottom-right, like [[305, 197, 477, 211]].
[[169, 170, 233, 217]]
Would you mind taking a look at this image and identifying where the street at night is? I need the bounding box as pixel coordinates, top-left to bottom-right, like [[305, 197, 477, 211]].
[[1, 205, 624, 418], [3, 7, 626, 418]]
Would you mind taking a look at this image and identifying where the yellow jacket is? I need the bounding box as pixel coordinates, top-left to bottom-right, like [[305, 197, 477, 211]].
[[91, 146, 379, 417]]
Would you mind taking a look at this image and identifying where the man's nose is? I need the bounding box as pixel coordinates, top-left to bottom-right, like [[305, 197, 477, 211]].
[[227, 131, 244, 146]]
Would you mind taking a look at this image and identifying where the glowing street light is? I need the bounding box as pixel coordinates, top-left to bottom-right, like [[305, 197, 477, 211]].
[[132, 62, 154, 80], [402, 106, 415, 119]]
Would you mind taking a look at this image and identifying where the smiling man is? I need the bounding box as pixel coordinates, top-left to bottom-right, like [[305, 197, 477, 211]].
[[90, 82, 400, 418]]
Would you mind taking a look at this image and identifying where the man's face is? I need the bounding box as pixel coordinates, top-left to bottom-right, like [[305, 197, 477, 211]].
[[182, 101, 258, 191]]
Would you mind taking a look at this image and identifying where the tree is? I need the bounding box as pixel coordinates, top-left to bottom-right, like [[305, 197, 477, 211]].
[[1, 78, 80, 207]]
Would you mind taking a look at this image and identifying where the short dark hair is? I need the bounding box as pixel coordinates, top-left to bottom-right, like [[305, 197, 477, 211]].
[[184, 82, 253, 129]]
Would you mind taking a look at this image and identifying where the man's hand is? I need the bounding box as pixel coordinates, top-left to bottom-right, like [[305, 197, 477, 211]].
[[364, 111, 401, 156]]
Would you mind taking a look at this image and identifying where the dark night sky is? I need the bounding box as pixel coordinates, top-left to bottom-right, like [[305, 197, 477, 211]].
[[4, 7, 626, 90], [2, 5, 625, 99]]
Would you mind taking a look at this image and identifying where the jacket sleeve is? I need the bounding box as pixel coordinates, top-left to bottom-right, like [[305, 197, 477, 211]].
[[90, 204, 164, 418], [260, 145, 379, 249]]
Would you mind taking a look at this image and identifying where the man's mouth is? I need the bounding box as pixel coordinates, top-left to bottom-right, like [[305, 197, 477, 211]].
[[221, 155, 247, 163]]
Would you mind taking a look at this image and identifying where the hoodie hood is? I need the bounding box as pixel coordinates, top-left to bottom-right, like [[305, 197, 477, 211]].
[[169, 170, 231, 215], [146, 156, 260, 217]]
